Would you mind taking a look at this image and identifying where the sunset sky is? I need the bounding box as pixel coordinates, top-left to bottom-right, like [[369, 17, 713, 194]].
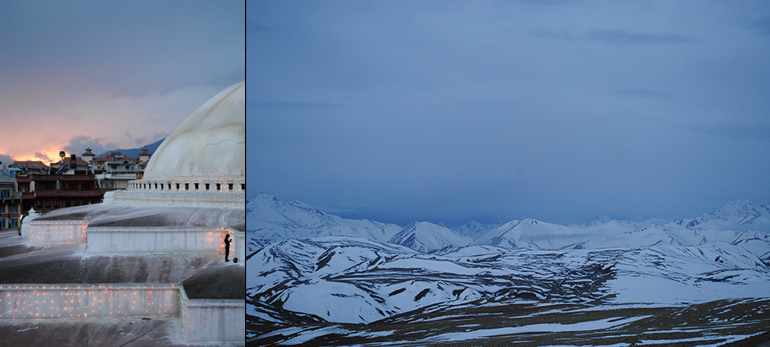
[[0, 1, 244, 165]]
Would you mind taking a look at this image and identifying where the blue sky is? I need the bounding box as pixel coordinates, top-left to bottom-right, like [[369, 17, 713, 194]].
[[0, 1, 244, 163], [249, 1, 770, 227]]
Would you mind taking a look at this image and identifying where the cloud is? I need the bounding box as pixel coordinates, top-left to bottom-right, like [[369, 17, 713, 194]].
[[35, 152, 56, 163], [1, 1, 245, 99], [0, 154, 13, 165], [62, 136, 119, 158], [614, 88, 673, 99], [529, 29, 574, 41], [584, 29, 693, 44], [531, 28, 693, 44], [252, 101, 343, 111], [124, 131, 168, 147], [749, 17, 770, 36], [247, 21, 281, 33], [680, 124, 770, 142]]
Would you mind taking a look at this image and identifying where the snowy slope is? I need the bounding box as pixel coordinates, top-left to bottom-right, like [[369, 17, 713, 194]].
[[247, 193, 402, 250], [388, 222, 472, 253], [247, 236, 770, 324], [247, 236, 614, 323]]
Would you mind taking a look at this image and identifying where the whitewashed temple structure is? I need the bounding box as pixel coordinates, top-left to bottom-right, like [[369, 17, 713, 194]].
[[1, 82, 246, 345]]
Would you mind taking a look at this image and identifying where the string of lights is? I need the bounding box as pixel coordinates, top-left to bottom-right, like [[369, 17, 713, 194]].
[[0, 284, 177, 319], [28, 221, 88, 245]]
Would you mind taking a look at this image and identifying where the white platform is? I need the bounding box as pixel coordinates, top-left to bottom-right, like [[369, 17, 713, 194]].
[[108, 190, 245, 209], [86, 226, 229, 254], [0, 283, 179, 319], [179, 285, 245, 342]]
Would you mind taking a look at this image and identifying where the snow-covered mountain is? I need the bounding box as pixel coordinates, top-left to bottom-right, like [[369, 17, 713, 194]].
[[452, 220, 501, 240], [248, 196, 770, 257], [247, 236, 770, 325], [247, 193, 402, 250], [465, 200, 770, 258], [680, 198, 770, 232], [473, 218, 587, 249], [248, 197, 770, 341], [388, 221, 472, 253]]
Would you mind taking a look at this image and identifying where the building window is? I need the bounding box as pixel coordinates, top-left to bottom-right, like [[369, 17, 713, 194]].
[[0, 205, 4, 213], [216, 183, 221, 191], [38, 183, 55, 190], [37, 200, 42, 208], [228, 183, 233, 190], [205, 183, 210, 190], [9, 219, 17, 227], [154, 183, 158, 190], [185, 183, 189, 190], [194, 183, 199, 190], [81, 199, 86, 205], [9, 205, 17, 213], [45, 200, 51, 208], [241, 184, 245, 191], [0, 190, 9, 198], [66, 200, 71, 207], [74, 199, 79, 206], [54, 200, 59, 208], [82, 183, 91, 190], [68, 183, 78, 190], [0, 219, 5, 229], [176, 183, 180, 190]]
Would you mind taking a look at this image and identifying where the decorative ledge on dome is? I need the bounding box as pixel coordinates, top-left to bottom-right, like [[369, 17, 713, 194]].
[[127, 177, 245, 194], [103, 177, 246, 209]]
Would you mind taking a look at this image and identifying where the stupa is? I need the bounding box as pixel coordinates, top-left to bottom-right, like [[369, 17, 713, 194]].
[[0, 82, 246, 345]]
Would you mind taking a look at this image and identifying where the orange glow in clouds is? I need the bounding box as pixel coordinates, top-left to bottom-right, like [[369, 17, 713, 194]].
[[13, 147, 66, 164]]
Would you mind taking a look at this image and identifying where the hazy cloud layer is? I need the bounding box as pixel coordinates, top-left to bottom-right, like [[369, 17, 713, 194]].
[[249, 1, 770, 226]]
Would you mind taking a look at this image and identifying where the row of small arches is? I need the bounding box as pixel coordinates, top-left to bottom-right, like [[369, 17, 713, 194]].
[[130, 182, 245, 192]]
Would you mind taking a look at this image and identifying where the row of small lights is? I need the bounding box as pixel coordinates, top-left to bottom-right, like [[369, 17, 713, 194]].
[[28, 223, 232, 252], [207, 229, 229, 253], [21, 222, 241, 336], [28, 223, 87, 244], [0, 284, 177, 319]]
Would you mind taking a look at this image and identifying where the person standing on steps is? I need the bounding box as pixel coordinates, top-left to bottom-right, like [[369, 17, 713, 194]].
[[224, 234, 231, 262]]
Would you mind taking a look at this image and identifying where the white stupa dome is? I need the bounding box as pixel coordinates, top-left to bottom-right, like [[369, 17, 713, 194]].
[[143, 82, 244, 180], [108, 82, 246, 209]]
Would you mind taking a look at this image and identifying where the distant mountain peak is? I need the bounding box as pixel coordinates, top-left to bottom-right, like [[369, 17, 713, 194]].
[[98, 138, 164, 158], [247, 194, 403, 249], [709, 199, 767, 221], [389, 221, 471, 253]]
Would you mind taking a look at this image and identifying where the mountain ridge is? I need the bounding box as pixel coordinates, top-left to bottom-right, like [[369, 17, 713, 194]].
[[97, 138, 165, 158], [248, 195, 770, 258]]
